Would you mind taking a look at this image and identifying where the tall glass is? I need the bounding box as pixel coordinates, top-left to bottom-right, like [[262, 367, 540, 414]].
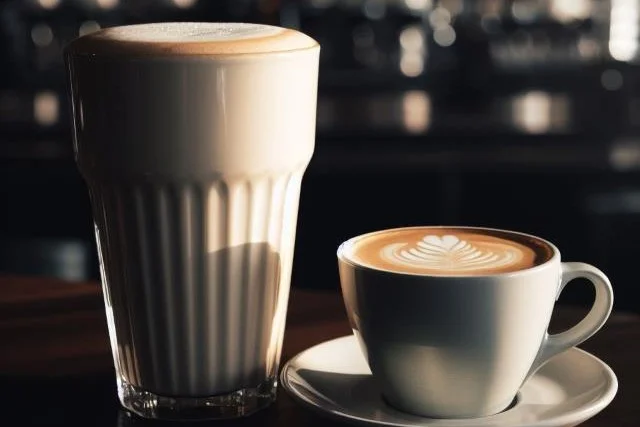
[[64, 22, 319, 420]]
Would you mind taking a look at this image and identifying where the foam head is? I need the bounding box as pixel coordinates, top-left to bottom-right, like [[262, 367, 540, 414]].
[[344, 227, 555, 276], [65, 22, 318, 56]]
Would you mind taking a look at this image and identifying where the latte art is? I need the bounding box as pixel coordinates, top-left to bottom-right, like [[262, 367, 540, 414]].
[[381, 234, 523, 272], [344, 227, 554, 276]]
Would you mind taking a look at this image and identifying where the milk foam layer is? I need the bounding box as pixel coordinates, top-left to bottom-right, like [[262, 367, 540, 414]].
[[348, 227, 553, 276], [66, 22, 318, 56], [382, 234, 523, 272]]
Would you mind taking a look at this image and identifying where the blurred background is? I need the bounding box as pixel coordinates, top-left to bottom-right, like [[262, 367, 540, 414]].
[[0, 0, 639, 311]]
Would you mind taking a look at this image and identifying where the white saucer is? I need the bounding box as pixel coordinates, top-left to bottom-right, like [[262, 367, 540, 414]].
[[281, 335, 617, 427]]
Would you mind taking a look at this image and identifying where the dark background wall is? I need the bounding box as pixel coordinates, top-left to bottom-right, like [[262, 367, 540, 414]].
[[1, 0, 639, 311]]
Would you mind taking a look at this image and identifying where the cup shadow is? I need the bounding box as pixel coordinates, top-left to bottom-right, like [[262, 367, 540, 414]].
[[292, 368, 526, 424], [293, 368, 431, 422]]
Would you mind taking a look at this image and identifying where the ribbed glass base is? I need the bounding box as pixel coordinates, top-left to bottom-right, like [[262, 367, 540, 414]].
[[118, 377, 277, 420]]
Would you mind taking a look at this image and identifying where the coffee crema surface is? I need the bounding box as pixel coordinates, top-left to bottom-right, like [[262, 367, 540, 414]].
[[65, 22, 318, 56], [346, 227, 554, 275]]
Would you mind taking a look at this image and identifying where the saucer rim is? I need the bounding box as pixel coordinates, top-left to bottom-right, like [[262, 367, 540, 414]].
[[280, 335, 618, 427]]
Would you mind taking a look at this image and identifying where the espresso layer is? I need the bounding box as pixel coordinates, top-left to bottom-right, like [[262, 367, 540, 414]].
[[66, 22, 318, 56], [348, 227, 553, 275]]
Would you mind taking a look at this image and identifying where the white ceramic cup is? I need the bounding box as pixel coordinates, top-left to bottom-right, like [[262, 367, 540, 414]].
[[64, 22, 319, 420], [337, 226, 613, 419]]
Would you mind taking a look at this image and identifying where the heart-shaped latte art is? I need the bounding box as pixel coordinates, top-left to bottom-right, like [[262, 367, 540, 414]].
[[381, 234, 524, 272]]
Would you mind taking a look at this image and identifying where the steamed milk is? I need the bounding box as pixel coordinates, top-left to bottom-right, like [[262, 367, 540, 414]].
[[348, 227, 554, 275], [65, 23, 319, 399]]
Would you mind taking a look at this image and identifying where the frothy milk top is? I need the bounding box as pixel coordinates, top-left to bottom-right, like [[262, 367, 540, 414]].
[[346, 227, 553, 276], [65, 22, 318, 56]]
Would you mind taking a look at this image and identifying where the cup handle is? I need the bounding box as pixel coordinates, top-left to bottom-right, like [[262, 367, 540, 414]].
[[524, 262, 614, 381]]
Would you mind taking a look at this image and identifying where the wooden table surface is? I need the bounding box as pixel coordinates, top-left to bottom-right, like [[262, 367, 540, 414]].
[[0, 275, 638, 426]]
